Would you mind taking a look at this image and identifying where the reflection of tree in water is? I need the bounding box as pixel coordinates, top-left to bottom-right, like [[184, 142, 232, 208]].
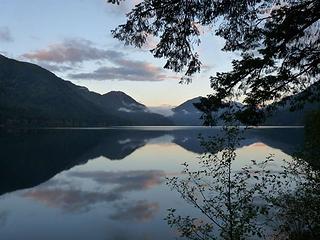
[[269, 111, 320, 240], [268, 156, 320, 239], [167, 120, 320, 239], [0, 128, 303, 196], [300, 111, 320, 170]]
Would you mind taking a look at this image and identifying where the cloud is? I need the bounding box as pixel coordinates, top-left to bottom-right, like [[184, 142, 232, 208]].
[[21, 38, 175, 81], [65, 41, 174, 81], [0, 51, 9, 56], [148, 106, 175, 116], [37, 62, 74, 72], [68, 62, 171, 81], [0, 27, 13, 42], [118, 107, 134, 112], [22, 39, 123, 64]]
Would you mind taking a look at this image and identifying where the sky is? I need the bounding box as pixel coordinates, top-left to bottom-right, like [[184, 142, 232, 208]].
[[0, 0, 235, 106]]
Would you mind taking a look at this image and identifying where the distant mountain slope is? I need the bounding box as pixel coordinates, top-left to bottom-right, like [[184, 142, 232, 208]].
[[148, 105, 174, 116], [173, 97, 202, 113], [264, 101, 320, 126], [102, 91, 146, 112], [169, 91, 320, 126], [263, 83, 320, 125], [0, 55, 172, 126], [169, 97, 203, 125], [169, 97, 244, 126]]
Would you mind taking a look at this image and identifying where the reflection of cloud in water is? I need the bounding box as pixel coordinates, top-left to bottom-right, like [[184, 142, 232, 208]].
[[23, 188, 121, 212], [38, 178, 70, 187], [23, 170, 165, 212], [0, 210, 9, 227], [69, 170, 165, 192], [110, 200, 159, 222]]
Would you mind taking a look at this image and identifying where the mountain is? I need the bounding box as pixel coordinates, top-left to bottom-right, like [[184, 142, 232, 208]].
[[169, 91, 319, 126], [169, 97, 243, 126], [148, 105, 174, 116], [0, 55, 172, 126], [264, 91, 320, 126], [169, 97, 203, 125], [264, 104, 319, 125], [101, 91, 146, 112], [1, 54, 317, 127]]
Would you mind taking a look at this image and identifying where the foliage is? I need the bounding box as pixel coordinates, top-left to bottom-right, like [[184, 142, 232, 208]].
[[107, 0, 123, 4], [266, 155, 320, 239], [109, 1, 320, 238], [111, 0, 320, 124], [301, 110, 320, 168], [0, 55, 173, 127], [166, 126, 273, 239], [165, 123, 320, 239]]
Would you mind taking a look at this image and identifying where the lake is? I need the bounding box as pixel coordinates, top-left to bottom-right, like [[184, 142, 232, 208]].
[[0, 127, 305, 240]]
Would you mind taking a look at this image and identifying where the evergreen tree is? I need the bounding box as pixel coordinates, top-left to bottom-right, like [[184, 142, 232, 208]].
[[111, 0, 320, 124]]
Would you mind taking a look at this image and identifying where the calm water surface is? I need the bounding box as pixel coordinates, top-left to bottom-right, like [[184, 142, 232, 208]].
[[0, 127, 304, 240]]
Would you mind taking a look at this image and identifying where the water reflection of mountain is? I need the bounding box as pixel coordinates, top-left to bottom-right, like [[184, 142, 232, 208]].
[[243, 128, 304, 155], [0, 127, 304, 195], [172, 127, 304, 156]]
